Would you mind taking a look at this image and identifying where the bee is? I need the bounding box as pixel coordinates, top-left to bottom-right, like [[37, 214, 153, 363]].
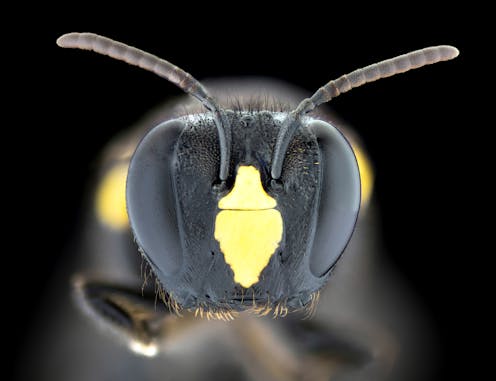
[[25, 33, 457, 381]]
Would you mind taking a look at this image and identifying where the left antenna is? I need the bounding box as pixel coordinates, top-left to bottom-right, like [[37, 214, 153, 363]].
[[57, 32, 231, 180]]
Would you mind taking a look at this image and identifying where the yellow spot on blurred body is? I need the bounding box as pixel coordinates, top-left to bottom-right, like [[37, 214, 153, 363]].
[[215, 166, 283, 288], [352, 145, 374, 208], [95, 163, 129, 230]]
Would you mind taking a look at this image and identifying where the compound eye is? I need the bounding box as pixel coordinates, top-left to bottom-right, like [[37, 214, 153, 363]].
[[307, 120, 361, 277], [126, 120, 184, 276]]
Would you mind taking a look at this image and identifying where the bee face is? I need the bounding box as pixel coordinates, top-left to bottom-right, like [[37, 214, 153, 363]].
[[127, 111, 360, 313]]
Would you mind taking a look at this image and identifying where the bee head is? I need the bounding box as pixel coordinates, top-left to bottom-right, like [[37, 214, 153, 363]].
[[58, 33, 458, 318]]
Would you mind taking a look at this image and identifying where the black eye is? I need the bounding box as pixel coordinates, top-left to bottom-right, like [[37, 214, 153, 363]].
[[307, 120, 361, 277], [126, 120, 185, 277]]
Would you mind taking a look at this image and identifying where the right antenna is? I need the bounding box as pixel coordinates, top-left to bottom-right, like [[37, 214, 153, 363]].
[[271, 45, 459, 180]]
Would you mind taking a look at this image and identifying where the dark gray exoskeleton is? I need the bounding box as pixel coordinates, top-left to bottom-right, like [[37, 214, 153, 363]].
[[21, 33, 458, 381]]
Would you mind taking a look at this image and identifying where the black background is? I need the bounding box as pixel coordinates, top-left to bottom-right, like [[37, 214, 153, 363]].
[[9, 5, 480, 381]]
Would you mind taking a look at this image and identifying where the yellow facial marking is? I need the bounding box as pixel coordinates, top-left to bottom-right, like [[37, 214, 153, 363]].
[[215, 166, 283, 288], [95, 163, 129, 230], [218, 166, 276, 209]]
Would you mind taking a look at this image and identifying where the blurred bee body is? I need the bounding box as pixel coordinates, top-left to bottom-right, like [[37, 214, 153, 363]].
[[23, 82, 426, 381]]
